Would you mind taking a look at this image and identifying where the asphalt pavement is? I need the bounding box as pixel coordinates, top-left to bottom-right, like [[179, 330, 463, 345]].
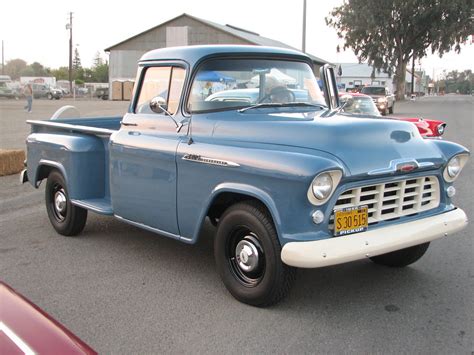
[[0, 95, 472, 353]]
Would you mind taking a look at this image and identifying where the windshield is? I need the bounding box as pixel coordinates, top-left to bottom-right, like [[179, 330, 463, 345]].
[[187, 58, 326, 113], [361, 87, 385, 95], [341, 95, 381, 116]]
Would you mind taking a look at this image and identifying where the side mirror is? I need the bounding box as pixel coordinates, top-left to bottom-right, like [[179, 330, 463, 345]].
[[339, 94, 353, 109], [319, 64, 340, 110], [150, 96, 168, 114]]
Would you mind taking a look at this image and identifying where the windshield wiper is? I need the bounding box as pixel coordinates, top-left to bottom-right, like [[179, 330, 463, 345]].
[[238, 102, 327, 113]]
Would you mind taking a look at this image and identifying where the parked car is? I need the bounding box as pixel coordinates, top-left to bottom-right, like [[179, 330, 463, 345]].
[[339, 92, 447, 137], [95, 87, 109, 100], [360, 85, 395, 115], [0, 282, 96, 354], [32, 83, 63, 100], [206, 87, 310, 103], [0, 81, 17, 99], [22, 45, 469, 306]]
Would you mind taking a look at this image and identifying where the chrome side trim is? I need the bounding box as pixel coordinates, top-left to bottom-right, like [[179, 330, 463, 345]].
[[182, 154, 240, 167], [115, 215, 181, 240], [368, 159, 434, 175]]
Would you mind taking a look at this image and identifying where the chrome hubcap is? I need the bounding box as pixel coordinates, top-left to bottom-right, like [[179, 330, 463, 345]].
[[235, 236, 260, 273], [54, 190, 67, 214]]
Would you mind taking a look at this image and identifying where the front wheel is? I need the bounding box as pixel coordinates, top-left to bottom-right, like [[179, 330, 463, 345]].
[[47, 93, 53, 100], [214, 201, 296, 306], [45, 170, 87, 236], [370, 242, 430, 267]]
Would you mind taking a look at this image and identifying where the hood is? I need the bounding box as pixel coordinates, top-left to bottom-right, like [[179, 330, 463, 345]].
[[208, 111, 445, 177]]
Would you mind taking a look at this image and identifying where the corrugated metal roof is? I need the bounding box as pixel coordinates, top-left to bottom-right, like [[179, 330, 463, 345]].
[[105, 13, 328, 65]]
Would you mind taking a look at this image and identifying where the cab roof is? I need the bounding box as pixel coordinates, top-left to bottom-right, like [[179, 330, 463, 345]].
[[139, 45, 313, 67]]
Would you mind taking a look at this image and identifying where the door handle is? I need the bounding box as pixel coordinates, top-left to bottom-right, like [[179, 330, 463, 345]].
[[121, 121, 137, 126], [128, 131, 141, 136]]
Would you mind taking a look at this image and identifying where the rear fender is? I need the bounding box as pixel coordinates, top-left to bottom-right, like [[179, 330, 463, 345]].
[[26, 133, 106, 200]]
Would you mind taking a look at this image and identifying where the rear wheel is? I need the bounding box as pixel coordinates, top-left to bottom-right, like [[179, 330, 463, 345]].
[[47, 93, 53, 100], [214, 201, 296, 306], [370, 242, 430, 267], [45, 171, 87, 236]]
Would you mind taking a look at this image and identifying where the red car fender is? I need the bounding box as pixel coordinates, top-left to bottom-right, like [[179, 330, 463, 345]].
[[0, 282, 96, 354]]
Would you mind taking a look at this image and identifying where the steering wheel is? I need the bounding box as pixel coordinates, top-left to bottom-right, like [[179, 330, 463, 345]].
[[257, 86, 295, 104]]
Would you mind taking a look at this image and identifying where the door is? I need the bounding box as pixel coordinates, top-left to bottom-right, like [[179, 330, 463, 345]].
[[110, 65, 186, 234]]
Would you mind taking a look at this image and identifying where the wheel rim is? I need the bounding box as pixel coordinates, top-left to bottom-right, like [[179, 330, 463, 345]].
[[51, 183, 67, 222], [227, 227, 265, 287]]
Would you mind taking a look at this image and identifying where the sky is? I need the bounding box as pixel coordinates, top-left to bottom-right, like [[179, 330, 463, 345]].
[[1, 0, 473, 79]]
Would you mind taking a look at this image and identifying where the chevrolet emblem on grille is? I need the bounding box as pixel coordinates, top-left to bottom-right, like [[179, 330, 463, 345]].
[[397, 163, 417, 172]]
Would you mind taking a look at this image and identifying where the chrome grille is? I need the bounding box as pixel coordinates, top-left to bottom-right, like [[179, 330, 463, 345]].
[[329, 176, 440, 229]]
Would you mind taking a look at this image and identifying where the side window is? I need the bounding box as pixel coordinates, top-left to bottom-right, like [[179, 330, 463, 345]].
[[135, 66, 185, 115], [136, 67, 171, 114], [168, 67, 186, 115]]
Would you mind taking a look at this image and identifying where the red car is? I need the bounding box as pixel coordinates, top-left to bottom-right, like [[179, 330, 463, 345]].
[[0, 282, 96, 354], [339, 92, 446, 137]]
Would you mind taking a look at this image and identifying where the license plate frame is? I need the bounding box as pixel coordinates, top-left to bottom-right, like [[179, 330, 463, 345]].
[[334, 205, 369, 237]]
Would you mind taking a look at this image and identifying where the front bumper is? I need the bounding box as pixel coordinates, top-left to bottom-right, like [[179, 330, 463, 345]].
[[20, 169, 28, 184], [281, 208, 467, 268]]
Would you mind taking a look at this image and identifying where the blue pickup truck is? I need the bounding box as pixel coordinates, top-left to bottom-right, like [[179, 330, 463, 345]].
[[22, 45, 469, 306]]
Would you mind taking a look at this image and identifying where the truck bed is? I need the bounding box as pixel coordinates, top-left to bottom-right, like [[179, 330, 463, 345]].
[[25, 116, 122, 215]]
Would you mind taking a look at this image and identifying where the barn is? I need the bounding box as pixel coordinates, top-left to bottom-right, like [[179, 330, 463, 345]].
[[104, 13, 328, 99]]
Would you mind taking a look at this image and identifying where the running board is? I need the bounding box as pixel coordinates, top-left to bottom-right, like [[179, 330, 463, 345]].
[[71, 198, 113, 215]]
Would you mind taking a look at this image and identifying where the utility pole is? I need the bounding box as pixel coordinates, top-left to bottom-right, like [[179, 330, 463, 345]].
[[1, 40, 4, 75], [302, 0, 307, 53], [66, 12, 73, 93], [410, 54, 415, 97]]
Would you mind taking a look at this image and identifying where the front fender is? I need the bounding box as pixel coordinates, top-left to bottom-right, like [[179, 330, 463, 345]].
[[184, 183, 282, 244], [429, 139, 470, 161]]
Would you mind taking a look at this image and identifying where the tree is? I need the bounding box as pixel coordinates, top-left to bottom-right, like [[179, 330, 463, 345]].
[[73, 48, 82, 71], [51, 67, 69, 81], [29, 62, 48, 76], [93, 51, 104, 67], [326, 0, 472, 100], [438, 69, 474, 94], [92, 63, 109, 83], [5, 58, 27, 79]]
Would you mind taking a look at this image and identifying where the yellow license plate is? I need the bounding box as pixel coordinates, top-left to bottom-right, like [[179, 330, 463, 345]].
[[334, 205, 368, 236]]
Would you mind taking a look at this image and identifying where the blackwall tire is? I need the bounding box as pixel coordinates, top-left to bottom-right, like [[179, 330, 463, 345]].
[[370, 242, 430, 267], [214, 201, 296, 306], [45, 170, 87, 236]]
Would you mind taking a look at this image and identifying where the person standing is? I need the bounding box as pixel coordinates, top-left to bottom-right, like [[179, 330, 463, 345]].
[[23, 83, 33, 113]]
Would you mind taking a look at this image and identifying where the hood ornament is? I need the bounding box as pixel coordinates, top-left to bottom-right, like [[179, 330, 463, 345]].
[[368, 159, 434, 176]]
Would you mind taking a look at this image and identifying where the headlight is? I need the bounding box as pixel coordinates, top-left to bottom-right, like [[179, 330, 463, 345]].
[[447, 156, 461, 177], [437, 124, 446, 136], [443, 154, 469, 182], [377, 97, 386, 103], [312, 173, 333, 200], [307, 170, 343, 205]]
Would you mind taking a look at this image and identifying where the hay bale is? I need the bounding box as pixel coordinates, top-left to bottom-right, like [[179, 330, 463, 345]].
[[0, 149, 26, 176]]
